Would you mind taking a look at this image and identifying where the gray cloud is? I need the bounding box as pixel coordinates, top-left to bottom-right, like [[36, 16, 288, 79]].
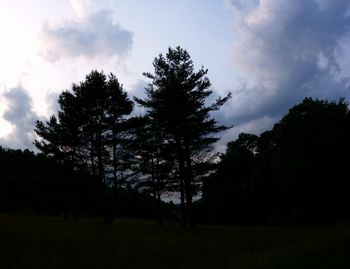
[[0, 86, 38, 150], [40, 9, 133, 61], [129, 80, 148, 117], [45, 91, 61, 116], [221, 0, 350, 140]]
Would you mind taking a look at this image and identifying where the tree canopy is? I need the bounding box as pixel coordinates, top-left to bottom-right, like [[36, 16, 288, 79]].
[[33, 48, 231, 225], [203, 98, 350, 224], [135, 46, 231, 225]]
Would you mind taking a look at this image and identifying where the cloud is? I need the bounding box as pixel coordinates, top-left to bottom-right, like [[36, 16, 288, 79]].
[[129, 80, 148, 116], [222, 0, 350, 138], [0, 86, 39, 150], [45, 91, 61, 116], [217, 115, 277, 152], [40, 8, 133, 61], [70, 0, 90, 18]]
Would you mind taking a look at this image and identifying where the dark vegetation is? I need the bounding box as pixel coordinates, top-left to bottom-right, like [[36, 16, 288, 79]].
[[0, 147, 175, 220], [1, 46, 350, 226], [202, 98, 350, 224], [1, 215, 350, 269]]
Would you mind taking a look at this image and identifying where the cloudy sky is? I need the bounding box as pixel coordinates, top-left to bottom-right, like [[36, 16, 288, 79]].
[[1, 0, 350, 151]]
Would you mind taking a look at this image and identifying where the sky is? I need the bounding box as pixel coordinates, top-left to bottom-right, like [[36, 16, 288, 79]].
[[0, 0, 350, 151]]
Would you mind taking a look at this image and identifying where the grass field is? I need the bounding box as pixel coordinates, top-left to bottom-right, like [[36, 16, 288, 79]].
[[1, 215, 350, 269]]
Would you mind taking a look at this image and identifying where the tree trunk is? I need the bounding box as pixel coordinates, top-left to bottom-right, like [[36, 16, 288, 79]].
[[175, 136, 187, 225], [112, 128, 118, 219], [155, 153, 163, 225], [184, 141, 195, 227], [179, 177, 186, 226], [90, 134, 97, 177], [156, 191, 163, 225]]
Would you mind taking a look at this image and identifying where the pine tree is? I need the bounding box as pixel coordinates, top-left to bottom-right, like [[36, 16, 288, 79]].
[[35, 71, 134, 223], [135, 46, 231, 225]]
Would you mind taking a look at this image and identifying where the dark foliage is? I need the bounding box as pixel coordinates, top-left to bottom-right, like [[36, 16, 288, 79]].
[[2, 46, 350, 227], [34, 71, 136, 223], [135, 46, 231, 225], [202, 98, 350, 224], [0, 147, 176, 220]]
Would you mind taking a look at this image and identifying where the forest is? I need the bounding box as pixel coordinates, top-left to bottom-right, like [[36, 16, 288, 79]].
[[1, 47, 350, 226]]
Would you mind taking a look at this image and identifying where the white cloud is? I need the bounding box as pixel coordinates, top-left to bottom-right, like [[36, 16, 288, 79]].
[[70, 0, 90, 18], [40, 8, 133, 62]]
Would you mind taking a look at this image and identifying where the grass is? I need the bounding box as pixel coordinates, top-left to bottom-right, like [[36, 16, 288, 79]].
[[1, 215, 350, 269]]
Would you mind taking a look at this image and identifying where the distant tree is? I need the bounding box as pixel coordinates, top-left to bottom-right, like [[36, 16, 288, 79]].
[[135, 46, 231, 225]]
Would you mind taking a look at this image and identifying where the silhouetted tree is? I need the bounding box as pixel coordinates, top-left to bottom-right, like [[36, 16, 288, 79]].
[[103, 74, 134, 221], [135, 46, 231, 225], [130, 116, 175, 225], [105, 74, 133, 189], [35, 71, 134, 223]]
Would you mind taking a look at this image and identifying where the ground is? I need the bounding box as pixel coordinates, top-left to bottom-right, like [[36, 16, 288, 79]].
[[1, 215, 350, 269]]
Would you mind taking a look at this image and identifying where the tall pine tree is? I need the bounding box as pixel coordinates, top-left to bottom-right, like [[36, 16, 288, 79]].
[[135, 47, 231, 225], [35, 71, 134, 223]]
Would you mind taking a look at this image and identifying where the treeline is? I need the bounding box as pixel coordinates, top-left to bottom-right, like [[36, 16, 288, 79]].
[[1, 46, 350, 226], [0, 148, 67, 214], [202, 98, 350, 224], [0, 147, 174, 221]]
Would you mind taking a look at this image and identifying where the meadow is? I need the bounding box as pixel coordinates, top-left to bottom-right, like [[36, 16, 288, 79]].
[[1, 215, 349, 269]]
